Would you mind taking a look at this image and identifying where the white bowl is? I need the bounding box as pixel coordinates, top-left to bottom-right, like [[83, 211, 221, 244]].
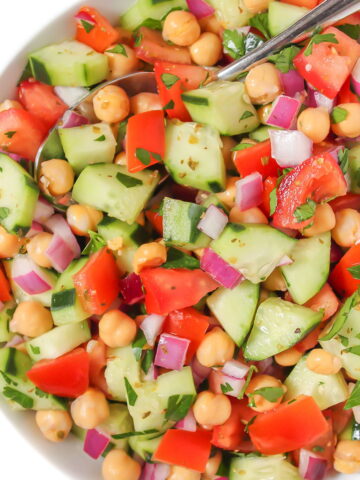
[[0, 0, 356, 478]]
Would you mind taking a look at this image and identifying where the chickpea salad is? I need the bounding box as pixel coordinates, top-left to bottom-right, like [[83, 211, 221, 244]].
[[0, 0, 360, 479]]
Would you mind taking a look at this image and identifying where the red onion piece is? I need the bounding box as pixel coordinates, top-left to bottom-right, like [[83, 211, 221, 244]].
[[61, 110, 90, 128], [235, 172, 263, 211], [200, 248, 243, 289], [75, 11, 96, 25], [257, 357, 274, 374], [209, 369, 245, 398], [269, 129, 313, 167], [307, 85, 334, 112], [140, 314, 166, 347], [45, 234, 76, 272], [0, 150, 26, 163], [351, 58, 360, 96], [266, 95, 301, 130], [197, 204, 228, 240], [154, 334, 190, 371], [5, 335, 23, 348], [276, 255, 293, 267], [191, 356, 211, 386], [186, 0, 214, 18], [83, 429, 110, 459], [44, 214, 80, 257], [12, 255, 54, 294], [175, 408, 197, 432], [119, 273, 144, 305], [54, 86, 89, 107], [330, 242, 343, 263], [34, 198, 55, 224], [140, 463, 170, 480], [299, 449, 327, 480], [222, 360, 249, 379], [26, 221, 44, 239], [280, 70, 305, 98]]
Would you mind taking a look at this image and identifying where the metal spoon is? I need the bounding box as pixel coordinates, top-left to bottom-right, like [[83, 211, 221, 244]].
[[35, 0, 360, 209]]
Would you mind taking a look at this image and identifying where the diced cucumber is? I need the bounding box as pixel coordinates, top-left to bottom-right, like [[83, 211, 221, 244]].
[[182, 81, 259, 136], [0, 348, 32, 378], [116, 246, 137, 274], [72, 164, 159, 224], [0, 301, 16, 343], [207, 0, 253, 29], [268, 1, 309, 37], [51, 258, 90, 326], [0, 154, 39, 235], [26, 321, 91, 361], [41, 129, 65, 161], [207, 281, 259, 346], [164, 121, 225, 193], [59, 123, 116, 174], [129, 432, 163, 461], [162, 197, 211, 250], [249, 125, 279, 142], [98, 216, 148, 247], [100, 403, 134, 450], [244, 297, 322, 360], [349, 145, 360, 194], [105, 346, 141, 402], [211, 223, 296, 283], [29, 41, 109, 87], [340, 419, 360, 441], [281, 233, 330, 305], [230, 454, 302, 480], [121, 0, 188, 30], [284, 355, 348, 410], [201, 194, 228, 212]]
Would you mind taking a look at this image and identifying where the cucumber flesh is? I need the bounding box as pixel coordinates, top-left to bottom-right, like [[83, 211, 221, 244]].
[[230, 454, 302, 480], [129, 433, 163, 461], [207, 0, 253, 29], [105, 346, 141, 402], [0, 347, 32, 379], [268, 1, 309, 37], [100, 403, 134, 450], [0, 301, 16, 343], [121, 0, 188, 30], [98, 216, 149, 248], [349, 144, 360, 194], [249, 125, 279, 142]]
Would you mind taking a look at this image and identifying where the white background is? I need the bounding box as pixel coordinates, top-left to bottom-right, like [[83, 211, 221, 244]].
[[0, 2, 75, 479]]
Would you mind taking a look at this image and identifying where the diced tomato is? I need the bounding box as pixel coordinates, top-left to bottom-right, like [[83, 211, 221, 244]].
[[162, 308, 209, 363], [27, 348, 89, 398], [154, 61, 208, 121], [73, 247, 121, 315], [0, 266, 12, 302], [273, 153, 347, 230], [338, 77, 360, 104], [304, 283, 339, 321], [280, 0, 318, 7], [211, 398, 247, 450], [233, 140, 280, 180], [329, 244, 360, 297], [126, 110, 165, 173], [18, 78, 67, 130], [248, 396, 329, 454], [330, 194, 360, 212], [88, 338, 109, 395], [0, 108, 47, 161], [140, 268, 219, 315], [329, 402, 353, 435], [294, 324, 322, 352], [154, 429, 212, 472], [335, 12, 360, 27], [135, 27, 191, 65], [145, 207, 163, 235], [75, 6, 119, 52], [261, 176, 277, 217], [294, 27, 360, 98]]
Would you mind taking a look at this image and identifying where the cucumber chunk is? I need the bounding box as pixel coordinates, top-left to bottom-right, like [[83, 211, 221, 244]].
[[100, 403, 134, 450], [59, 123, 116, 174], [129, 432, 163, 461], [72, 164, 159, 224], [0, 301, 16, 343], [281, 233, 330, 305], [105, 346, 141, 402], [249, 125, 279, 142], [207, 0, 253, 29], [268, 1, 309, 37], [207, 281, 259, 346], [230, 454, 302, 480], [98, 216, 148, 247], [164, 121, 225, 193], [182, 81, 259, 136], [349, 144, 360, 194], [0, 348, 32, 379], [0, 154, 39, 235], [285, 355, 348, 410], [211, 223, 296, 283], [121, 0, 188, 30], [29, 41, 109, 87], [244, 297, 322, 360]]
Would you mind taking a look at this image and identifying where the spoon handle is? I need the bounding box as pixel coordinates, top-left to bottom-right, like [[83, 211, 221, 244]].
[[217, 0, 360, 81]]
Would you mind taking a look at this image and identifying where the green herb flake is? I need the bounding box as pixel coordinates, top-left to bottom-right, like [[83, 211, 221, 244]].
[[82, 231, 106, 255], [250, 387, 284, 403], [312, 446, 325, 453], [338, 148, 349, 175], [331, 106, 348, 124], [124, 377, 138, 406], [163, 100, 175, 110], [161, 73, 180, 89], [231, 142, 253, 152], [134, 32, 143, 47], [3, 387, 34, 409], [29, 345, 40, 355], [135, 148, 162, 166], [162, 247, 200, 270], [268, 45, 301, 73], [336, 24, 360, 40], [165, 394, 194, 422], [293, 198, 316, 223], [348, 265, 360, 280], [269, 188, 278, 216], [0, 370, 17, 386], [116, 172, 143, 188], [244, 415, 257, 433], [222, 29, 245, 59], [338, 334, 349, 347], [132, 330, 147, 360], [35, 387, 48, 398], [240, 111, 254, 121], [221, 382, 234, 394], [94, 135, 106, 142], [106, 44, 128, 56], [4, 131, 16, 139], [304, 33, 339, 56], [249, 13, 271, 40], [0, 207, 10, 220], [345, 345, 360, 356], [141, 350, 154, 375], [138, 18, 162, 30], [112, 428, 158, 440], [239, 365, 258, 399], [345, 381, 360, 409], [81, 20, 95, 34]]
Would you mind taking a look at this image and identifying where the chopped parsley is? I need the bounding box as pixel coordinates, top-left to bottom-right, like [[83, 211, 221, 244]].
[[304, 33, 338, 56], [161, 73, 180, 89], [94, 135, 106, 142], [0, 207, 10, 220], [239, 365, 258, 399], [3, 387, 34, 409], [336, 24, 360, 40], [249, 13, 271, 40], [268, 45, 301, 73], [29, 345, 40, 355], [249, 387, 284, 404], [223, 29, 245, 59], [106, 44, 128, 56], [221, 382, 234, 394], [293, 198, 316, 222], [124, 377, 138, 406], [338, 148, 349, 175], [162, 247, 200, 270], [135, 148, 162, 166], [163, 100, 175, 110], [269, 188, 278, 216], [82, 231, 106, 255], [81, 20, 95, 34], [4, 131, 16, 138], [165, 394, 194, 422], [348, 265, 360, 280], [345, 381, 360, 409], [112, 429, 158, 440], [231, 142, 253, 152], [240, 111, 254, 120], [116, 172, 143, 188], [331, 106, 348, 124]]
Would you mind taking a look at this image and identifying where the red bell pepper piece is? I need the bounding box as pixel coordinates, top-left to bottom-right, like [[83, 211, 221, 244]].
[[329, 244, 360, 297], [75, 6, 119, 52]]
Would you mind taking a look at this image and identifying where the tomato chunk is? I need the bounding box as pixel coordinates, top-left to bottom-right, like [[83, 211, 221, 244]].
[[75, 6, 119, 52], [234, 140, 279, 179], [140, 268, 219, 315], [248, 396, 329, 454], [329, 244, 360, 297], [304, 283, 339, 321], [0, 267, 12, 302], [27, 348, 89, 398], [261, 176, 277, 217], [211, 398, 247, 450], [153, 429, 212, 472], [338, 77, 360, 105], [280, 0, 318, 7], [145, 207, 163, 235], [73, 247, 121, 315], [329, 194, 360, 212]]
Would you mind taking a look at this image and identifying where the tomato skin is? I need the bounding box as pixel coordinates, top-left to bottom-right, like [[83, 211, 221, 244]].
[[139, 268, 219, 315], [261, 176, 277, 217], [294, 324, 322, 352], [0, 108, 47, 161], [234, 140, 279, 180], [273, 153, 347, 230], [18, 78, 67, 130], [338, 77, 360, 105], [73, 248, 121, 315], [75, 6, 119, 52], [280, 0, 318, 7], [211, 398, 247, 450], [0, 267, 12, 302], [330, 194, 360, 212], [329, 244, 360, 297], [154, 429, 212, 472], [145, 208, 163, 235], [249, 396, 329, 455], [162, 308, 209, 363], [27, 348, 89, 398], [304, 283, 339, 320]]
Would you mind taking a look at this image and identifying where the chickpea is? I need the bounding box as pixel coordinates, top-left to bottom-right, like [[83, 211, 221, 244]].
[[302, 203, 336, 237], [229, 206, 268, 224], [0, 99, 23, 112], [332, 208, 360, 247], [39, 159, 74, 196], [263, 268, 287, 292], [246, 374, 286, 412], [102, 449, 141, 480], [193, 390, 232, 427], [204, 451, 222, 477], [105, 44, 139, 81], [197, 327, 235, 367], [306, 348, 342, 375], [0, 225, 23, 258], [27, 232, 53, 268], [244, 0, 272, 13], [168, 466, 201, 480], [221, 136, 237, 170], [35, 410, 72, 442], [66, 204, 103, 236], [334, 440, 360, 474], [275, 347, 302, 367], [257, 104, 272, 124], [71, 388, 109, 429], [189, 33, 222, 67], [216, 177, 240, 208], [93, 85, 130, 124], [10, 301, 53, 337], [198, 15, 222, 35], [163, 11, 201, 46], [99, 310, 137, 348], [114, 151, 127, 166], [245, 63, 283, 105], [331, 103, 360, 138], [297, 107, 330, 143], [133, 241, 167, 274], [130, 93, 162, 115]]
